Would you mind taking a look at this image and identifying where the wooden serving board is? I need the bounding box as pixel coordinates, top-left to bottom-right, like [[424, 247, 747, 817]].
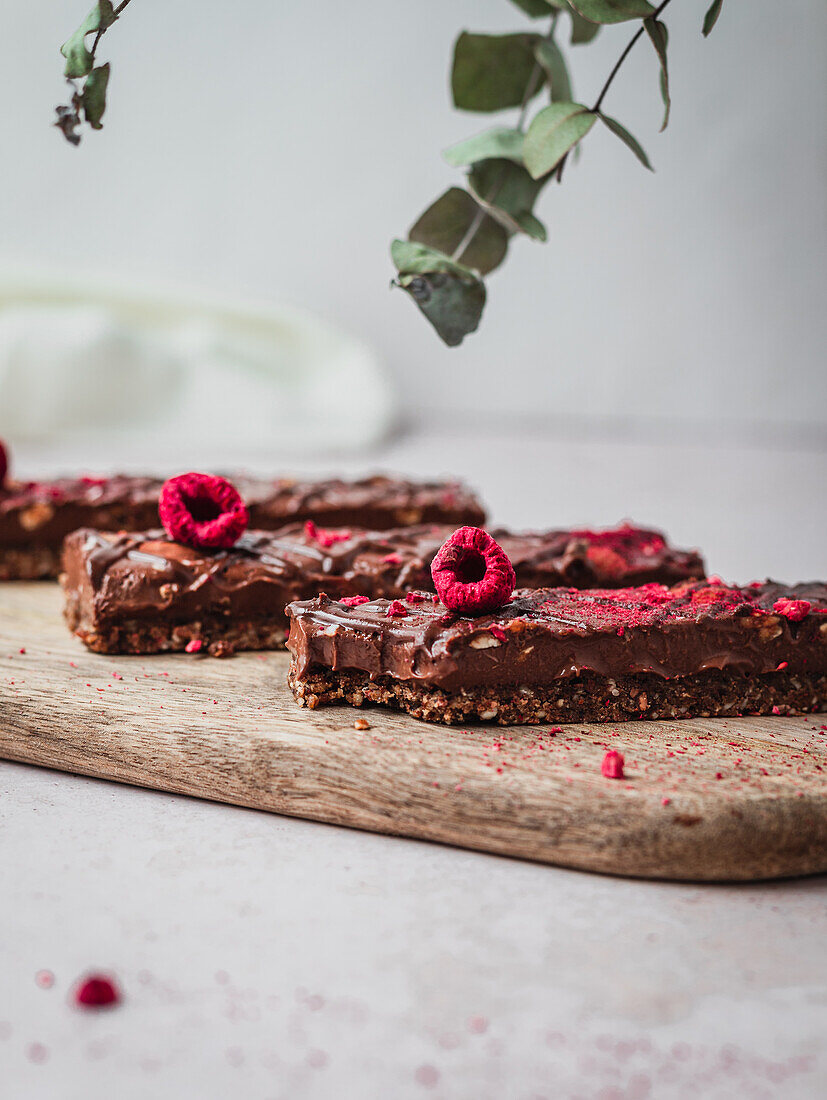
[[1, 583, 825, 881]]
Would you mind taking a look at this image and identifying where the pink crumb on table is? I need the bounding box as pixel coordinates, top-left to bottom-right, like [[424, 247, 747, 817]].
[[414, 1064, 440, 1088], [185, 639, 203, 654], [73, 974, 121, 1009], [601, 750, 625, 780], [35, 970, 54, 989]]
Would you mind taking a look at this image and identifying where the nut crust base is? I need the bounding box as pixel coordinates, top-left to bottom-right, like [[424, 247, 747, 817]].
[[66, 614, 288, 657], [0, 547, 61, 581], [288, 665, 827, 726]]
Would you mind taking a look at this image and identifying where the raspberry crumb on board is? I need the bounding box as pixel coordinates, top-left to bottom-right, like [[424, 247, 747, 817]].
[[185, 639, 203, 654], [73, 974, 121, 1009], [601, 750, 625, 779]]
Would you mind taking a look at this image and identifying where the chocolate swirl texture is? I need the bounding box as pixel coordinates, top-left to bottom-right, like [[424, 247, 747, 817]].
[[2, 473, 486, 580], [286, 582, 827, 693], [61, 522, 706, 655]]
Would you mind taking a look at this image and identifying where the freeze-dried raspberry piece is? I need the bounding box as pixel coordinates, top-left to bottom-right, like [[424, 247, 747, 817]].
[[304, 520, 351, 548], [773, 598, 811, 622], [601, 750, 625, 779], [387, 600, 408, 617], [185, 639, 203, 654], [340, 595, 370, 607], [430, 527, 515, 614], [159, 473, 248, 550], [74, 974, 121, 1009], [0, 439, 8, 487], [585, 545, 627, 578]]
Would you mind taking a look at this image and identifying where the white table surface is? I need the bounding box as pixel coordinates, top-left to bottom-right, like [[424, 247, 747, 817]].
[[2, 425, 826, 1100]]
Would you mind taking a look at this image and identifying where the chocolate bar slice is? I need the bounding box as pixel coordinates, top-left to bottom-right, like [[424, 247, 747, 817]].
[[286, 582, 827, 725], [1, 473, 485, 580], [61, 523, 703, 656]]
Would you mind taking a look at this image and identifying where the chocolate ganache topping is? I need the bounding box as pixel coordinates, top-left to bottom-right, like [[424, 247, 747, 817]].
[[62, 521, 706, 638], [286, 582, 827, 693]]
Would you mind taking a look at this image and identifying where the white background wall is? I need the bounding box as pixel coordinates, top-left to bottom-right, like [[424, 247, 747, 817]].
[[3, 0, 825, 435]]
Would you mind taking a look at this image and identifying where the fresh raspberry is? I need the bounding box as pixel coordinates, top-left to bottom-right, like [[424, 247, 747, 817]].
[[159, 473, 248, 550], [773, 598, 811, 622], [430, 527, 515, 614], [601, 750, 625, 779], [387, 600, 408, 618], [340, 595, 370, 607], [0, 439, 8, 487], [74, 974, 121, 1009]]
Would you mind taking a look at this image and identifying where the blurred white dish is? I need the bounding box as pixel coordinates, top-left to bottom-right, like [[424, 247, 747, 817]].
[[0, 273, 396, 453]]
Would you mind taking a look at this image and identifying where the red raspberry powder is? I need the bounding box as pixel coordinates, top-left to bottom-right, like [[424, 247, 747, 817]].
[[601, 750, 625, 780], [74, 974, 121, 1009], [0, 439, 8, 487], [430, 527, 515, 614], [159, 473, 248, 550], [773, 598, 811, 622]]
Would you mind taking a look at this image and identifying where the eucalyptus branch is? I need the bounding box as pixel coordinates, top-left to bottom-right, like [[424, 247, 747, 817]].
[[392, 0, 725, 347], [54, 0, 133, 145], [49, 0, 729, 349], [451, 23, 550, 265], [592, 0, 674, 112]]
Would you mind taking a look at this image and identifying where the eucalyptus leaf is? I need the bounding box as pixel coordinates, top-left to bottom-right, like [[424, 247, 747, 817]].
[[599, 113, 653, 170], [408, 188, 508, 275], [392, 241, 486, 347], [82, 62, 110, 129], [61, 2, 116, 78], [644, 18, 670, 131], [444, 128, 524, 168], [534, 39, 573, 103], [399, 272, 486, 347], [452, 32, 543, 112], [513, 210, 548, 242], [468, 159, 546, 239], [524, 101, 596, 179], [568, 6, 602, 44], [569, 0, 654, 24], [703, 0, 724, 36], [391, 239, 475, 279]]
